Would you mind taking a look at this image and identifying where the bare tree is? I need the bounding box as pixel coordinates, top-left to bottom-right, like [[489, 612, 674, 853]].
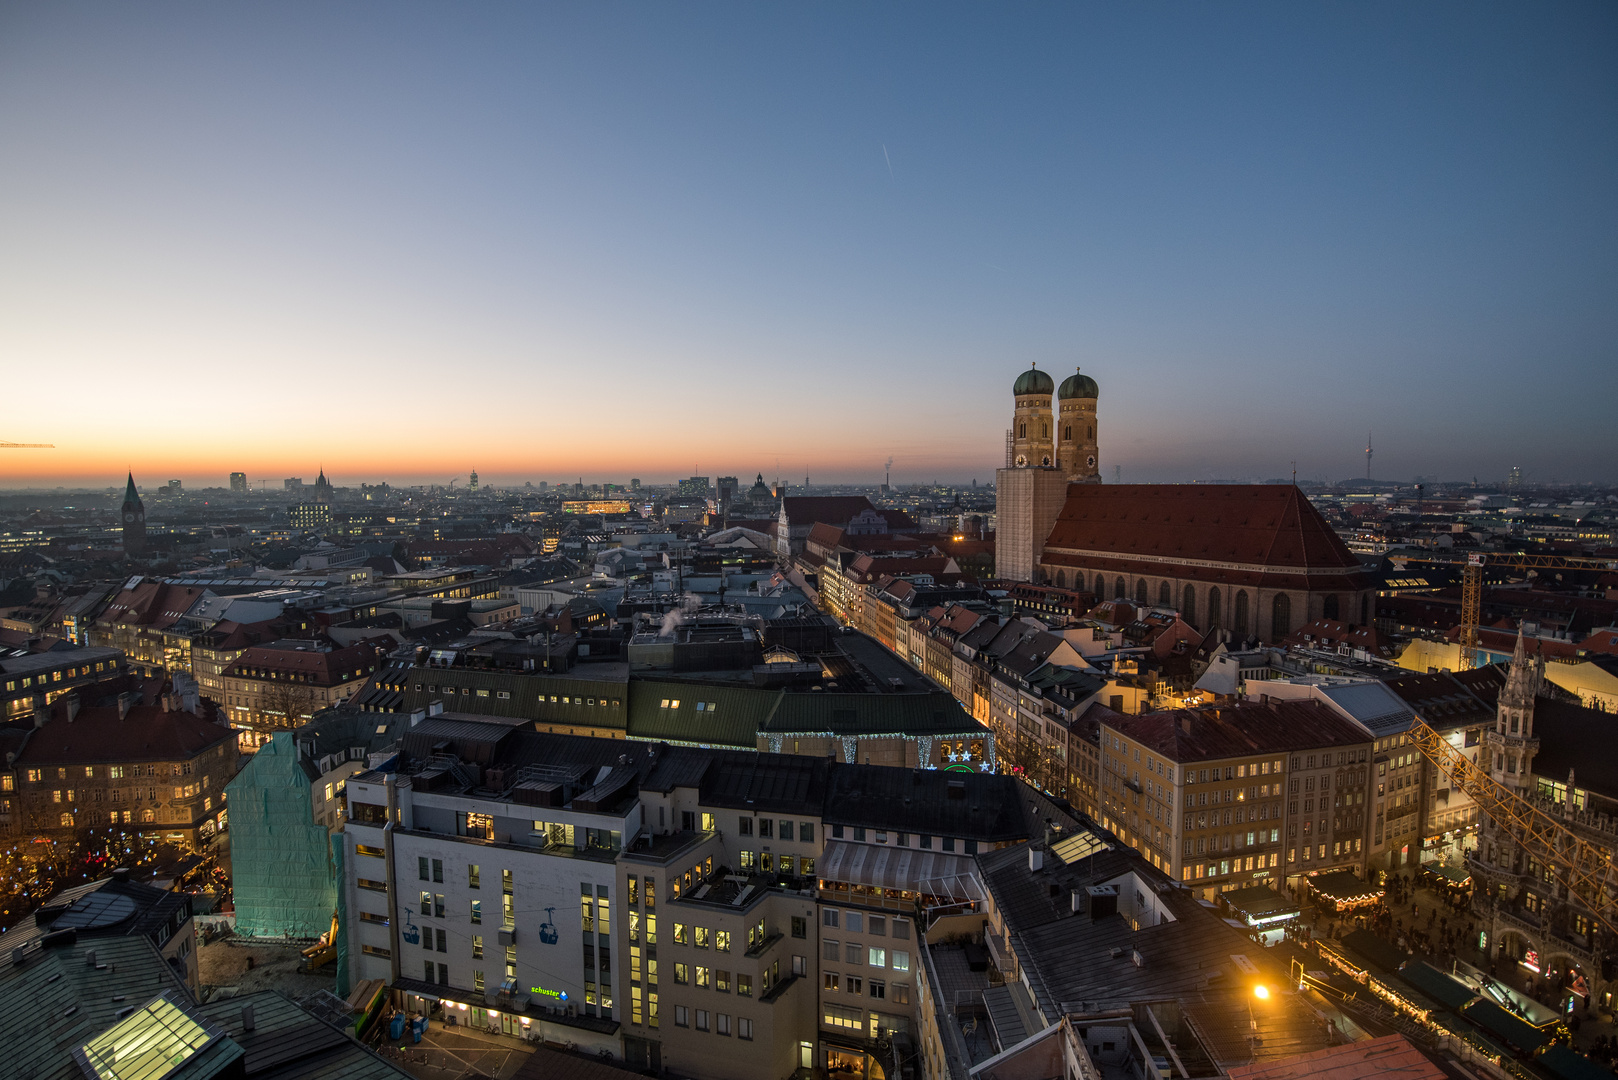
[[257, 682, 316, 730]]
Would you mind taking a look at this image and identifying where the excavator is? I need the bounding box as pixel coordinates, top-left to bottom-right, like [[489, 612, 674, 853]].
[[300, 910, 341, 971]]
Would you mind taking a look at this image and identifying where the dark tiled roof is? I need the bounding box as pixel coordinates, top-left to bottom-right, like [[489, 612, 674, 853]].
[[1104, 699, 1370, 764], [15, 702, 235, 766], [823, 765, 1029, 841]]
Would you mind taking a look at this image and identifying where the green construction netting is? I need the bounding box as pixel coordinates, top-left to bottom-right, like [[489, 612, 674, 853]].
[[226, 731, 338, 940]]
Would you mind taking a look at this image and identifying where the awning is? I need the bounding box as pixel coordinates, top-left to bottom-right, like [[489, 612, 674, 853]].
[[818, 840, 983, 902]]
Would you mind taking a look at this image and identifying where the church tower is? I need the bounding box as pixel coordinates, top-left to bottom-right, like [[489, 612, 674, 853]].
[[1490, 628, 1544, 791], [1010, 364, 1055, 468], [121, 471, 147, 557], [995, 364, 1071, 582], [313, 467, 333, 504], [1055, 366, 1100, 483]]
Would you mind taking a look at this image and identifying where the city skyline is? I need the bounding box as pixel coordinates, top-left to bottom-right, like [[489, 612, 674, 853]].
[[3, 3, 1615, 488]]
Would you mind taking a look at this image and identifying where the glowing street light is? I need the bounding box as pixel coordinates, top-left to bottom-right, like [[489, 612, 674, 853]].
[[1253, 984, 1270, 1000]]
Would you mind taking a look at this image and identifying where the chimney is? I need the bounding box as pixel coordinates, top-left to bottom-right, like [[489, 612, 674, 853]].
[[118, 692, 139, 720], [1028, 846, 1044, 872], [63, 693, 82, 722], [1071, 888, 1083, 913], [31, 691, 49, 725], [85, 949, 96, 967], [241, 1004, 255, 1032]]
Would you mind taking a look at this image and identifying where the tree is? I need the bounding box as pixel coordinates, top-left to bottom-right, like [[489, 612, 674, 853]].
[[258, 682, 316, 730]]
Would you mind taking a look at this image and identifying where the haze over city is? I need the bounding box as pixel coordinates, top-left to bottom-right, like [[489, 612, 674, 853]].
[[3, 2, 1615, 488]]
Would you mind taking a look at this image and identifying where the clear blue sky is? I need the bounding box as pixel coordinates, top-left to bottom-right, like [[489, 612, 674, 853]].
[[2, 2, 1614, 487]]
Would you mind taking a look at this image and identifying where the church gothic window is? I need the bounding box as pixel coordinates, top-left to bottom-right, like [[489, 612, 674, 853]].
[[1234, 591, 1249, 636], [1135, 579, 1148, 605], [1323, 594, 1340, 621], [1272, 594, 1292, 639], [1359, 595, 1369, 625], [1063, 425, 1072, 441], [1182, 586, 1196, 625], [1158, 582, 1171, 608], [1114, 577, 1127, 600], [1018, 423, 1026, 439], [1207, 587, 1222, 629]]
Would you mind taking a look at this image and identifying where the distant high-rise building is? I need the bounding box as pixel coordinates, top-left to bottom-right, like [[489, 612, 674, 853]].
[[289, 502, 333, 532], [678, 476, 710, 497], [1507, 465, 1523, 496], [167, 479, 182, 494], [284, 477, 304, 491], [717, 476, 739, 506], [630, 478, 640, 491], [468, 469, 479, 494], [120, 472, 146, 557], [229, 472, 247, 493]]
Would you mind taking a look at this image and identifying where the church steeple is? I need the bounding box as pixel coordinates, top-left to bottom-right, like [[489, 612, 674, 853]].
[[121, 471, 147, 557], [1491, 625, 1544, 789]]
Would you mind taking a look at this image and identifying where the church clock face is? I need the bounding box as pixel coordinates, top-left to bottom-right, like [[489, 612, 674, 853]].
[[1040, 455, 1051, 467], [1086, 455, 1097, 468], [1014, 454, 1028, 467], [124, 512, 135, 523]]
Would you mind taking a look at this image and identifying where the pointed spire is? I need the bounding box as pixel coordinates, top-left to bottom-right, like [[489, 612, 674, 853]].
[[124, 470, 138, 501]]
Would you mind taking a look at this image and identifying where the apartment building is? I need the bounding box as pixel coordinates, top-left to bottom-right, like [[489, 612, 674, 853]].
[[222, 638, 382, 749], [1097, 698, 1372, 901], [337, 720, 1049, 1079]]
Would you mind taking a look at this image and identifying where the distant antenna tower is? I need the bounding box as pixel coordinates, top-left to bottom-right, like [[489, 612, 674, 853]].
[[1113, 465, 1121, 484], [884, 457, 893, 491], [1365, 431, 1373, 481]]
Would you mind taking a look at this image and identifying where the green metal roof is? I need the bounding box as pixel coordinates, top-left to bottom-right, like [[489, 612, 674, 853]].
[[1459, 996, 1549, 1053], [626, 680, 772, 747], [766, 690, 978, 736], [1397, 959, 1478, 1012]]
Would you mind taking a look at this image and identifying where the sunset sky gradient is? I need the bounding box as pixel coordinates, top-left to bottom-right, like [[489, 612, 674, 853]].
[[2, 3, 1615, 489]]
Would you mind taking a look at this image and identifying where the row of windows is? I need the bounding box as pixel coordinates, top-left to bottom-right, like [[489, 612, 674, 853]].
[[737, 852, 816, 877], [671, 1006, 750, 1038], [826, 824, 975, 854], [820, 910, 911, 939], [737, 817, 813, 841], [3, 660, 114, 691], [22, 762, 187, 783], [418, 684, 620, 709], [822, 973, 911, 1003]]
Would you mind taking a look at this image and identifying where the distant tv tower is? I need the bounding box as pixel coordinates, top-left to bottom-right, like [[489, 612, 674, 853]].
[[1365, 431, 1373, 481]]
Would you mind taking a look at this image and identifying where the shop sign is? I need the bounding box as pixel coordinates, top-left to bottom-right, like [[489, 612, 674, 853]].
[[530, 985, 568, 1001]]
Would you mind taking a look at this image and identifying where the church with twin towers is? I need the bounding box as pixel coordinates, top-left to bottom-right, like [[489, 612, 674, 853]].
[[994, 363, 1375, 645]]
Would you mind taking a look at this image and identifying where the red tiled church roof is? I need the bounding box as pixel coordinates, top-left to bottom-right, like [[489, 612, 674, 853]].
[[1042, 484, 1371, 590]]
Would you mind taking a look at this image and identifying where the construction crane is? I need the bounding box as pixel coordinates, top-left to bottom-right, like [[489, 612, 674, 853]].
[[0, 441, 54, 448], [1412, 552, 1618, 670], [1408, 713, 1618, 937]]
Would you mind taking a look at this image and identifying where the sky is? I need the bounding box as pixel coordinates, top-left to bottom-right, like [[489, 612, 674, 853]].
[[2, 3, 1615, 490]]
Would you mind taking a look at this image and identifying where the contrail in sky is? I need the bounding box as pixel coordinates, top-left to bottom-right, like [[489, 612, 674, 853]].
[[882, 144, 894, 180]]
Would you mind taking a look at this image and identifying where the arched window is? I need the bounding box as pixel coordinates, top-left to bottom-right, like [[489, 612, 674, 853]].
[[1207, 587, 1222, 630], [59, 812, 73, 827], [1359, 594, 1369, 626], [1064, 425, 1072, 441], [1182, 585, 1197, 625], [1115, 576, 1127, 600], [1018, 423, 1026, 438], [1041, 421, 1048, 438], [141, 809, 155, 823], [1158, 582, 1171, 608], [1135, 579, 1148, 604], [1272, 594, 1292, 639], [1055, 570, 1066, 589], [1323, 594, 1340, 621], [1234, 591, 1249, 636], [1087, 425, 1093, 439]]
